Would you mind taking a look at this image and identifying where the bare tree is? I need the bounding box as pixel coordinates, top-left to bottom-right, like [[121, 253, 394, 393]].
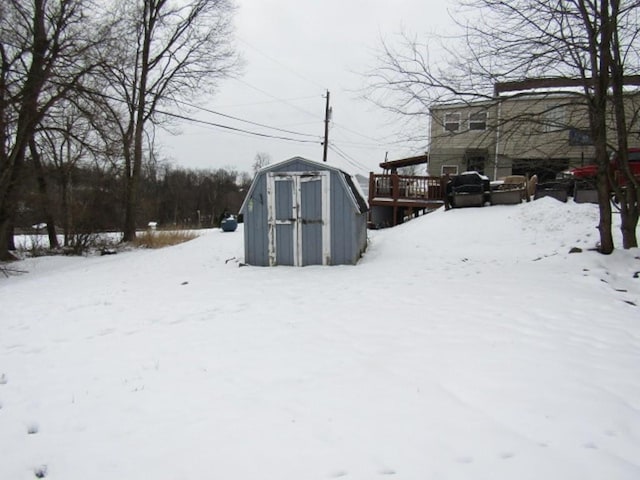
[[252, 152, 272, 174], [36, 102, 97, 246], [366, 0, 640, 253], [0, 0, 109, 260], [28, 137, 59, 249], [606, 0, 640, 248], [155, 165, 244, 227], [100, 0, 240, 242]]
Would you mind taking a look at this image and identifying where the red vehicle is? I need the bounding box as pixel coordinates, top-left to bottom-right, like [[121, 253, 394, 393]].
[[563, 148, 640, 199]]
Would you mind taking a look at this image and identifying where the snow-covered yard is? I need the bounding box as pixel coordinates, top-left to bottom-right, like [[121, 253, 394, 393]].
[[1, 198, 639, 480]]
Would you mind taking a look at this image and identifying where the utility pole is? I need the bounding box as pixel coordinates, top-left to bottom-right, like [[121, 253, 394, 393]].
[[322, 90, 331, 162]]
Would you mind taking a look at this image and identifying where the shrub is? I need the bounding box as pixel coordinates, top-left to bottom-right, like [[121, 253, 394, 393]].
[[132, 230, 198, 249]]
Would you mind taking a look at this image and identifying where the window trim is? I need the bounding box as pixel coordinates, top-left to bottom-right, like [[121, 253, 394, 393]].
[[543, 106, 566, 133], [468, 111, 487, 131], [441, 165, 459, 176], [443, 112, 461, 132]]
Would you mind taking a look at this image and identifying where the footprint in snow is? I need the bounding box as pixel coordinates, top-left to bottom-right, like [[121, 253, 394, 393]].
[[583, 441, 598, 449], [455, 456, 474, 464], [499, 452, 515, 460], [0, 373, 7, 385], [329, 470, 348, 478], [379, 468, 397, 475]]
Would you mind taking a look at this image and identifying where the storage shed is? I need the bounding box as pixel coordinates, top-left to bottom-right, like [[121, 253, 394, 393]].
[[239, 157, 368, 266]]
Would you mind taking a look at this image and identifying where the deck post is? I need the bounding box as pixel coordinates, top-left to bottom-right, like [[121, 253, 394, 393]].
[[368, 172, 375, 224], [392, 173, 399, 226], [368, 172, 375, 202], [392, 173, 399, 201], [441, 174, 450, 210]]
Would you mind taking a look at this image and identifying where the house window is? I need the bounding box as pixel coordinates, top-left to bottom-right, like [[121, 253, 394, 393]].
[[441, 165, 459, 176], [543, 107, 566, 132], [444, 112, 461, 132], [466, 155, 485, 174], [469, 111, 487, 131]]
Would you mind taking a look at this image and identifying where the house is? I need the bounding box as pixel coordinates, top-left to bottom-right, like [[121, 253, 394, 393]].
[[428, 89, 640, 182], [239, 157, 368, 266]]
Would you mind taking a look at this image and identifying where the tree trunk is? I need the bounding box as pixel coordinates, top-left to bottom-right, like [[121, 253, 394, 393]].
[[0, 147, 28, 261], [7, 223, 16, 251], [60, 173, 72, 247], [590, 0, 614, 254], [596, 172, 614, 254], [0, 0, 49, 261], [122, 114, 147, 242], [122, 158, 138, 242], [122, 1, 154, 243], [621, 188, 639, 249], [607, 1, 639, 249], [0, 219, 17, 261], [29, 138, 59, 249]]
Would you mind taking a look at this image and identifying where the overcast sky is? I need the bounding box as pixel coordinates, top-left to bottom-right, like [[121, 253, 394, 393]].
[[159, 0, 453, 176]]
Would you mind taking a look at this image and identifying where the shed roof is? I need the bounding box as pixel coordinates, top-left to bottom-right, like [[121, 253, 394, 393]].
[[239, 156, 369, 214]]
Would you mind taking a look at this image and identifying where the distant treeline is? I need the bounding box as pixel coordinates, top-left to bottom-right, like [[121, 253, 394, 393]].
[[15, 160, 251, 242]]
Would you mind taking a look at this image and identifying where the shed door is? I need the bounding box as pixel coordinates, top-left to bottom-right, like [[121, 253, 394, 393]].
[[267, 171, 330, 266]]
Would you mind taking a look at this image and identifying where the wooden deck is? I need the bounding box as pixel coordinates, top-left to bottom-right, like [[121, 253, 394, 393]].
[[368, 173, 446, 227]]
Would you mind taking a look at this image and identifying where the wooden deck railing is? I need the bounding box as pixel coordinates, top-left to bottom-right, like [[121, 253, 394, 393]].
[[368, 173, 445, 202]]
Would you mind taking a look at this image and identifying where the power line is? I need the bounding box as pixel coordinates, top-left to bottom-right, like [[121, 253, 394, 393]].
[[229, 76, 390, 148], [332, 120, 391, 143], [329, 126, 400, 150], [329, 143, 370, 172], [176, 98, 319, 139], [327, 135, 393, 149], [214, 95, 320, 109], [156, 108, 322, 144], [212, 75, 392, 151], [237, 36, 328, 91], [95, 81, 381, 155], [328, 145, 365, 172], [198, 83, 390, 156], [87, 89, 323, 145], [332, 143, 369, 170], [232, 77, 324, 121], [276, 120, 322, 128]]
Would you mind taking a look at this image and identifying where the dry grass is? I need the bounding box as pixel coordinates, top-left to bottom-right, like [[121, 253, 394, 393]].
[[133, 229, 199, 249]]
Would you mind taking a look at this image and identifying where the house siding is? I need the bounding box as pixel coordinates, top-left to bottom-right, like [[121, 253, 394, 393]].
[[429, 92, 640, 181]]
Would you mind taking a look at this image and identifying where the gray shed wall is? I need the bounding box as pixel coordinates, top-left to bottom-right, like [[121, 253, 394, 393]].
[[241, 158, 367, 266]]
